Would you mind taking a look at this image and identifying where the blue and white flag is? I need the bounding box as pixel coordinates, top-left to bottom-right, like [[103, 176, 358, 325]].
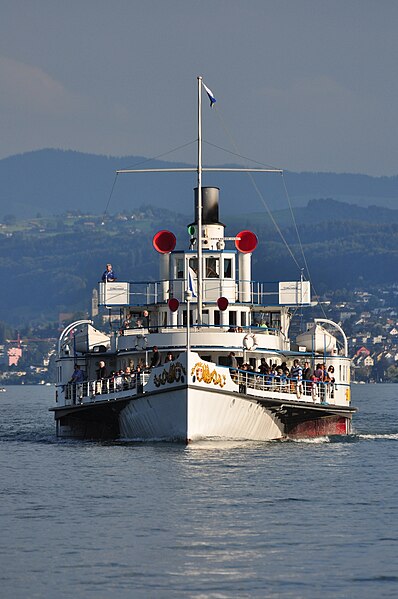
[[202, 82, 216, 108], [188, 267, 197, 297]]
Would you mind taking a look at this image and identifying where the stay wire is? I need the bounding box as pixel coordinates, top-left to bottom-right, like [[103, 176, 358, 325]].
[[280, 174, 329, 322], [102, 139, 197, 218], [203, 140, 280, 171], [119, 139, 197, 170], [211, 107, 302, 271], [281, 174, 311, 281], [102, 173, 118, 220]]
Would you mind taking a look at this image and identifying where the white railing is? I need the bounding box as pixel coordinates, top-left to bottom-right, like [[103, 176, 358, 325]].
[[231, 369, 340, 404], [98, 279, 286, 308], [64, 373, 150, 405]]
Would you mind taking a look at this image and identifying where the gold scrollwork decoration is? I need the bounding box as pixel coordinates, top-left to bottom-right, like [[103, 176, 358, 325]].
[[153, 362, 186, 388], [190, 362, 226, 388]]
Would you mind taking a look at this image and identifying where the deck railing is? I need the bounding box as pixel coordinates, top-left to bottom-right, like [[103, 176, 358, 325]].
[[231, 369, 337, 403], [98, 279, 306, 308], [64, 372, 150, 405]]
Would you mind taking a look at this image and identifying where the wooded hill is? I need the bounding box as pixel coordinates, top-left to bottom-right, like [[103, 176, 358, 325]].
[[1, 198, 398, 326], [1, 149, 398, 220]]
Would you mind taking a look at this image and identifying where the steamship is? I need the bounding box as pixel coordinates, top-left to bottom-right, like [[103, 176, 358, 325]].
[[51, 78, 355, 441]]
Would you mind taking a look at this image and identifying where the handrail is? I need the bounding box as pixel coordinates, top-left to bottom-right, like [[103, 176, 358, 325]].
[[228, 367, 348, 404], [314, 318, 348, 357], [62, 372, 150, 404], [98, 279, 294, 308], [58, 319, 93, 354]]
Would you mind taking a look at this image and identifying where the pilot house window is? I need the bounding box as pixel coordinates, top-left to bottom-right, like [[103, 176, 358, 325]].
[[206, 257, 219, 278], [224, 258, 232, 278]]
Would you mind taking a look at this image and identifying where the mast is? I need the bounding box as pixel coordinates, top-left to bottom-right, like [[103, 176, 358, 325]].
[[116, 76, 283, 334], [197, 75, 203, 326]]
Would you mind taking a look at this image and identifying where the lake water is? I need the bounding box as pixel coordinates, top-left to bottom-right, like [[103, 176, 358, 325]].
[[0, 384, 397, 599]]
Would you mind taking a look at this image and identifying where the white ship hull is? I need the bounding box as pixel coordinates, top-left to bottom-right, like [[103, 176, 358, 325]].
[[119, 385, 283, 442], [53, 352, 353, 442], [52, 79, 355, 443]]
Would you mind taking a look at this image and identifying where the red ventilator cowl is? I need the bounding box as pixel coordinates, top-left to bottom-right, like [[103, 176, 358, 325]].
[[153, 230, 177, 254]]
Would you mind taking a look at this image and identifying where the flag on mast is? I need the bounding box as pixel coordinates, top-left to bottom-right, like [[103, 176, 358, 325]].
[[188, 267, 197, 297], [202, 82, 216, 108]]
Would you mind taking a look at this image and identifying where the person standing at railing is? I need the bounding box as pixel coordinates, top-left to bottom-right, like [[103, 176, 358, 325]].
[[123, 367, 132, 389], [291, 359, 303, 394], [69, 364, 85, 403], [326, 365, 336, 399], [150, 346, 161, 368], [70, 364, 85, 384], [96, 360, 107, 394], [102, 263, 117, 282], [313, 363, 326, 402], [302, 361, 313, 395]]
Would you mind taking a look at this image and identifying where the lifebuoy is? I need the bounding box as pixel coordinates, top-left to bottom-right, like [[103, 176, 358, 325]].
[[243, 333, 258, 351], [135, 335, 148, 351], [296, 382, 303, 399]]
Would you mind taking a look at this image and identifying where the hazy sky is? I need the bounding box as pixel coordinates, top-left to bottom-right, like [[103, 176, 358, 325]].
[[1, 0, 397, 175]]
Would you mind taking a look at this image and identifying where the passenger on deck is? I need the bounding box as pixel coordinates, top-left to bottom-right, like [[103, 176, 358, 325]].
[[327, 365, 335, 383], [142, 310, 150, 329], [327, 365, 336, 398], [165, 352, 175, 363], [259, 358, 269, 375], [114, 371, 124, 391], [290, 359, 303, 393], [96, 360, 106, 380], [150, 346, 161, 368], [275, 366, 287, 390], [102, 263, 117, 282], [303, 361, 313, 395], [314, 363, 326, 402], [123, 312, 133, 329], [281, 362, 290, 377], [123, 367, 132, 388], [96, 360, 107, 394], [69, 364, 85, 403], [314, 363, 324, 381], [228, 352, 238, 369], [291, 359, 302, 381], [70, 364, 84, 384]]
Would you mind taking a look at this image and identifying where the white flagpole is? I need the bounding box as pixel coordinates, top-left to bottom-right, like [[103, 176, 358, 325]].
[[197, 75, 203, 326]]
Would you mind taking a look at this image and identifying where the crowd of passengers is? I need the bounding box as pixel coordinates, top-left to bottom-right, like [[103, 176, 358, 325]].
[[68, 346, 176, 397], [228, 353, 336, 396]]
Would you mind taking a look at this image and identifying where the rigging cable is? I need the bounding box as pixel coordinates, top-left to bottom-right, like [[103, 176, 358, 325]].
[[101, 139, 197, 219], [207, 108, 331, 324], [208, 108, 302, 271], [280, 170, 329, 322]]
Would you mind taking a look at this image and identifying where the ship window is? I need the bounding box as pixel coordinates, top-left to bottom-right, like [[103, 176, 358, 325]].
[[240, 312, 247, 327], [229, 311, 237, 326], [224, 258, 232, 278], [183, 309, 194, 327], [218, 356, 230, 366], [202, 310, 209, 326], [214, 310, 220, 326], [176, 258, 184, 279], [206, 257, 219, 278], [189, 257, 198, 272]]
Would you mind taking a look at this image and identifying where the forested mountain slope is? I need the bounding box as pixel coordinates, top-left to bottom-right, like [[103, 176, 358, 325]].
[[1, 149, 398, 220], [2, 199, 398, 325]]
